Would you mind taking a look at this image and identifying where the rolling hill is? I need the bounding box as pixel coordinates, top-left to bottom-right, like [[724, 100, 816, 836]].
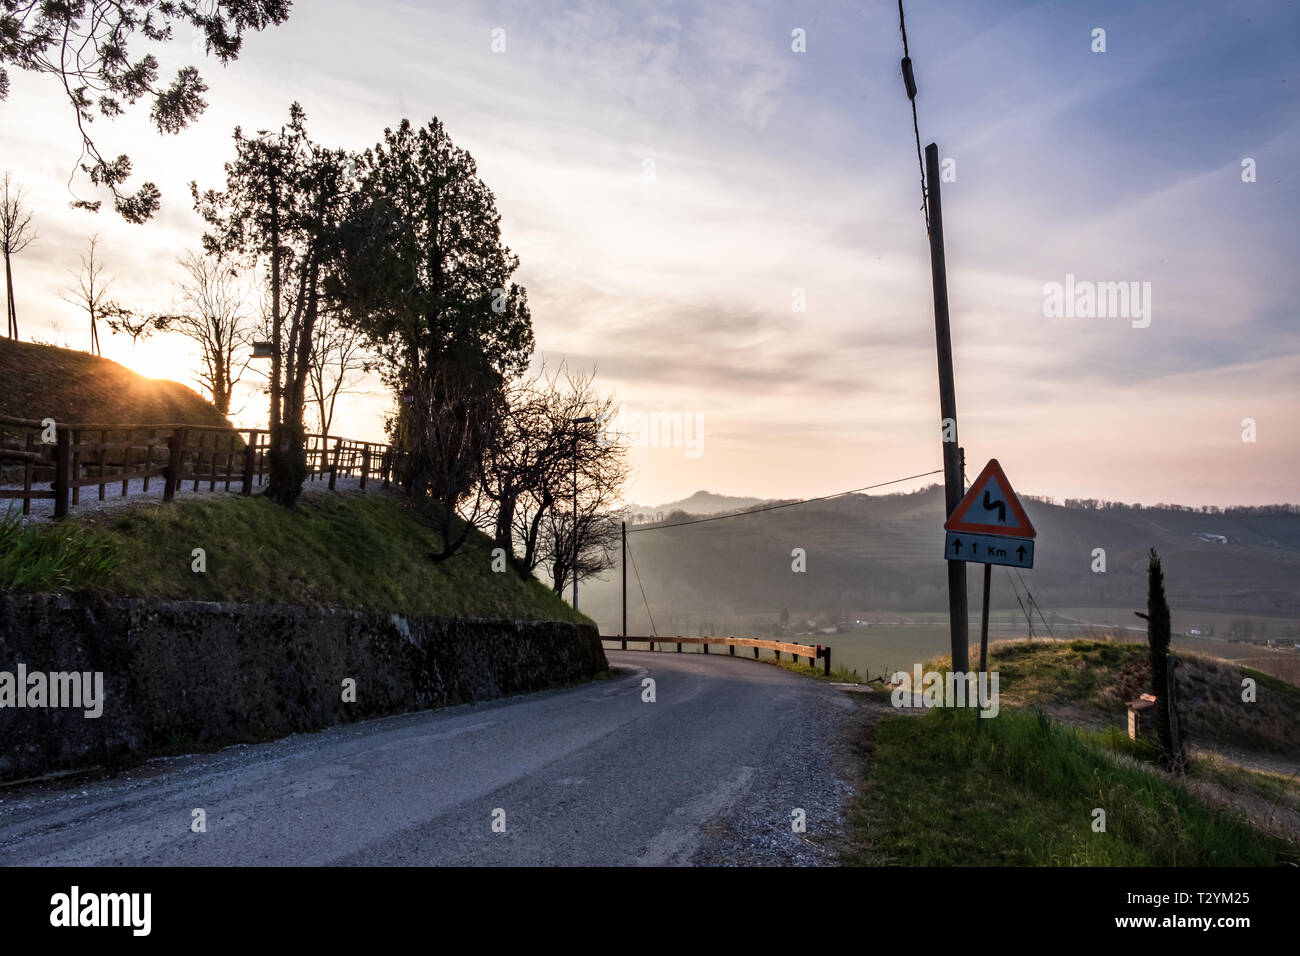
[[0, 337, 232, 427], [588, 485, 1300, 638]]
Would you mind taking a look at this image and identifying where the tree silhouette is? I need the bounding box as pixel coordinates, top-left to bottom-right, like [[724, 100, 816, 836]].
[[338, 117, 535, 504], [0, 1, 291, 222], [60, 234, 129, 356], [194, 103, 352, 505], [2, 172, 37, 338]]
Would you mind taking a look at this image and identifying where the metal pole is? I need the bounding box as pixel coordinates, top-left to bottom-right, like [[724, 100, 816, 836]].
[[926, 141, 970, 675], [978, 563, 991, 674], [577, 429, 582, 608], [621, 520, 627, 649]]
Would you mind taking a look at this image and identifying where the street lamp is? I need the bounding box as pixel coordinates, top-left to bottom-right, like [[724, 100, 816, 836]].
[[568, 416, 595, 609]]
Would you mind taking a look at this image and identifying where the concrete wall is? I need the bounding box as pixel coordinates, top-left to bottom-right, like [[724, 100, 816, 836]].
[[0, 594, 607, 782]]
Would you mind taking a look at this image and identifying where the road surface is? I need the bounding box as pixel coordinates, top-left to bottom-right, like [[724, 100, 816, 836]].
[[0, 651, 862, 866]]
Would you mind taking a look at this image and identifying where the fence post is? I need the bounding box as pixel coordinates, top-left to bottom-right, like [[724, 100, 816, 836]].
[[824, 645, 831, 678], [360, 443, 371, 490], [328, 438, 341, 491], [163, 427, 186, 503], [753, 646, 759, 659], [53, 425, 71, 518], [242, 430, 257, 496]]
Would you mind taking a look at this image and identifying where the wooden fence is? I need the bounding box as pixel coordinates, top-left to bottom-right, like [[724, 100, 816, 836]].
[[604, 635, 833, 676], [0, 416, 399, 518]]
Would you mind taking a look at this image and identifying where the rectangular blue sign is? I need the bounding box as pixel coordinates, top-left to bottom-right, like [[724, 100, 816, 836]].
[[944, 531, 1034, 569]]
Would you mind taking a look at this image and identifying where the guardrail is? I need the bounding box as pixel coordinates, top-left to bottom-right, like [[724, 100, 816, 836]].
[[604, 635, 833, 676], [0, 416, 400, 517]]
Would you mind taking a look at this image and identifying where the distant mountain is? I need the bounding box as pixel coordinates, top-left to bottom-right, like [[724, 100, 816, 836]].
[[626, 490, 768, 517]]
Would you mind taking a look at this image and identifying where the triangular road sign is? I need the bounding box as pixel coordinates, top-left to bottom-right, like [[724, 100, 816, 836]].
[[944, 459, 1036, 538]]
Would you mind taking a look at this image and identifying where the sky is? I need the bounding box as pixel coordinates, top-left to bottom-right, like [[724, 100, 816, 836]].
[[2, 0, 1298, 508]]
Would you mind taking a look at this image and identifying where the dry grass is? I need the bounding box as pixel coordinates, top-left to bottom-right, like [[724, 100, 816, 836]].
[[0, 337, 231, 426]]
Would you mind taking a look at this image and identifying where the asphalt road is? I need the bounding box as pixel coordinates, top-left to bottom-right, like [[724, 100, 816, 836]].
[[0, 651, 862, 866]]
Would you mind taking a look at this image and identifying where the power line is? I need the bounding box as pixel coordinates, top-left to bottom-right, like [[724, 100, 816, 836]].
[[898, 0, 929, 230], [1017, 569, 1056, 639], [1003, 566, 1035, 640], [626, 468, 944, 533], [625, 536, 657, 637]]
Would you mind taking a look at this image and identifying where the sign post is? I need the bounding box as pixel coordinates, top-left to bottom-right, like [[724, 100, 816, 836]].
[[943, 459, 1037, 704]]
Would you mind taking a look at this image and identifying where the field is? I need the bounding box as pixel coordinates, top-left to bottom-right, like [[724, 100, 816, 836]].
[[604, 605, 1300, 685]]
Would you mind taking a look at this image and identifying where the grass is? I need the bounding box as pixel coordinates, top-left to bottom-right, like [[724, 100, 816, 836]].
[[3, 492, 591, 624], [768, 657, 870, 684], [925, 638, 1300, 755], [844, 705, 1297, 866], [1190, 752, 1300, 814], [0, 506, 117, 591]]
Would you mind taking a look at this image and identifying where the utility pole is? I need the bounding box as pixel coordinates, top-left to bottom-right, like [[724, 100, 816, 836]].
[[926, 141, 970, 675], [568, 416, 594, 610], [621, 520, 627, 649]]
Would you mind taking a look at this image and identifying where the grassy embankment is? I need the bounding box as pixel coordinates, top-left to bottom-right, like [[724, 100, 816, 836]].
[[844, 638, 1299, 866], [1, 492, 590, 624]]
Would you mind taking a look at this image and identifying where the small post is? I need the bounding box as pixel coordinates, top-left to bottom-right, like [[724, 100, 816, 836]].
[[53, 425, 71, 518], [676, 639, 682, 653], [621, 520, 627, 650], [360, 443, 371, 490], [1166, 658, 1186, 776], [979, 563, 992, 675], [823, 646, 831, 678], [163, 427, 186, 503], [242, 430, 257, 496], [753, 646, 759, 659], [329, 438, 342, 490], [729, 641, 735, 656]]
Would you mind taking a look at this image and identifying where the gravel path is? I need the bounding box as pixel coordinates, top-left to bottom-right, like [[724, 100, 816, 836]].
[[3, 474, 378, 523]]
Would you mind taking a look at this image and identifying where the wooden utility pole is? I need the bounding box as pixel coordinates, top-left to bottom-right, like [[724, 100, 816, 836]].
[[925, 142, 970, 674]]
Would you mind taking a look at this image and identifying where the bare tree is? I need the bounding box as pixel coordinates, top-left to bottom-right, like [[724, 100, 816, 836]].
[[480, 364, 629, 590], [2, 173, 38, 338], [158, 251, 252, 416], [307, 306, 374, 435], [60, 234, 128, 356]]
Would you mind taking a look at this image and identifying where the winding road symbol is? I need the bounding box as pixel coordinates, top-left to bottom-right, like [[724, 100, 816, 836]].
[[982, 490, 1006, 523]]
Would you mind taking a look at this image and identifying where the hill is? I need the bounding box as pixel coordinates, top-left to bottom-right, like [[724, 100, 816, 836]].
[[1, 490, 590, 624], [628, 490, 768, 518], [591, 485, 1300, 639], [0, 337, 232, 427]]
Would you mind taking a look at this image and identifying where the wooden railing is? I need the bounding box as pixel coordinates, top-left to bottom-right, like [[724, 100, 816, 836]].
[[0, 416, 400, 517], [604, 634, 833, 676]]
